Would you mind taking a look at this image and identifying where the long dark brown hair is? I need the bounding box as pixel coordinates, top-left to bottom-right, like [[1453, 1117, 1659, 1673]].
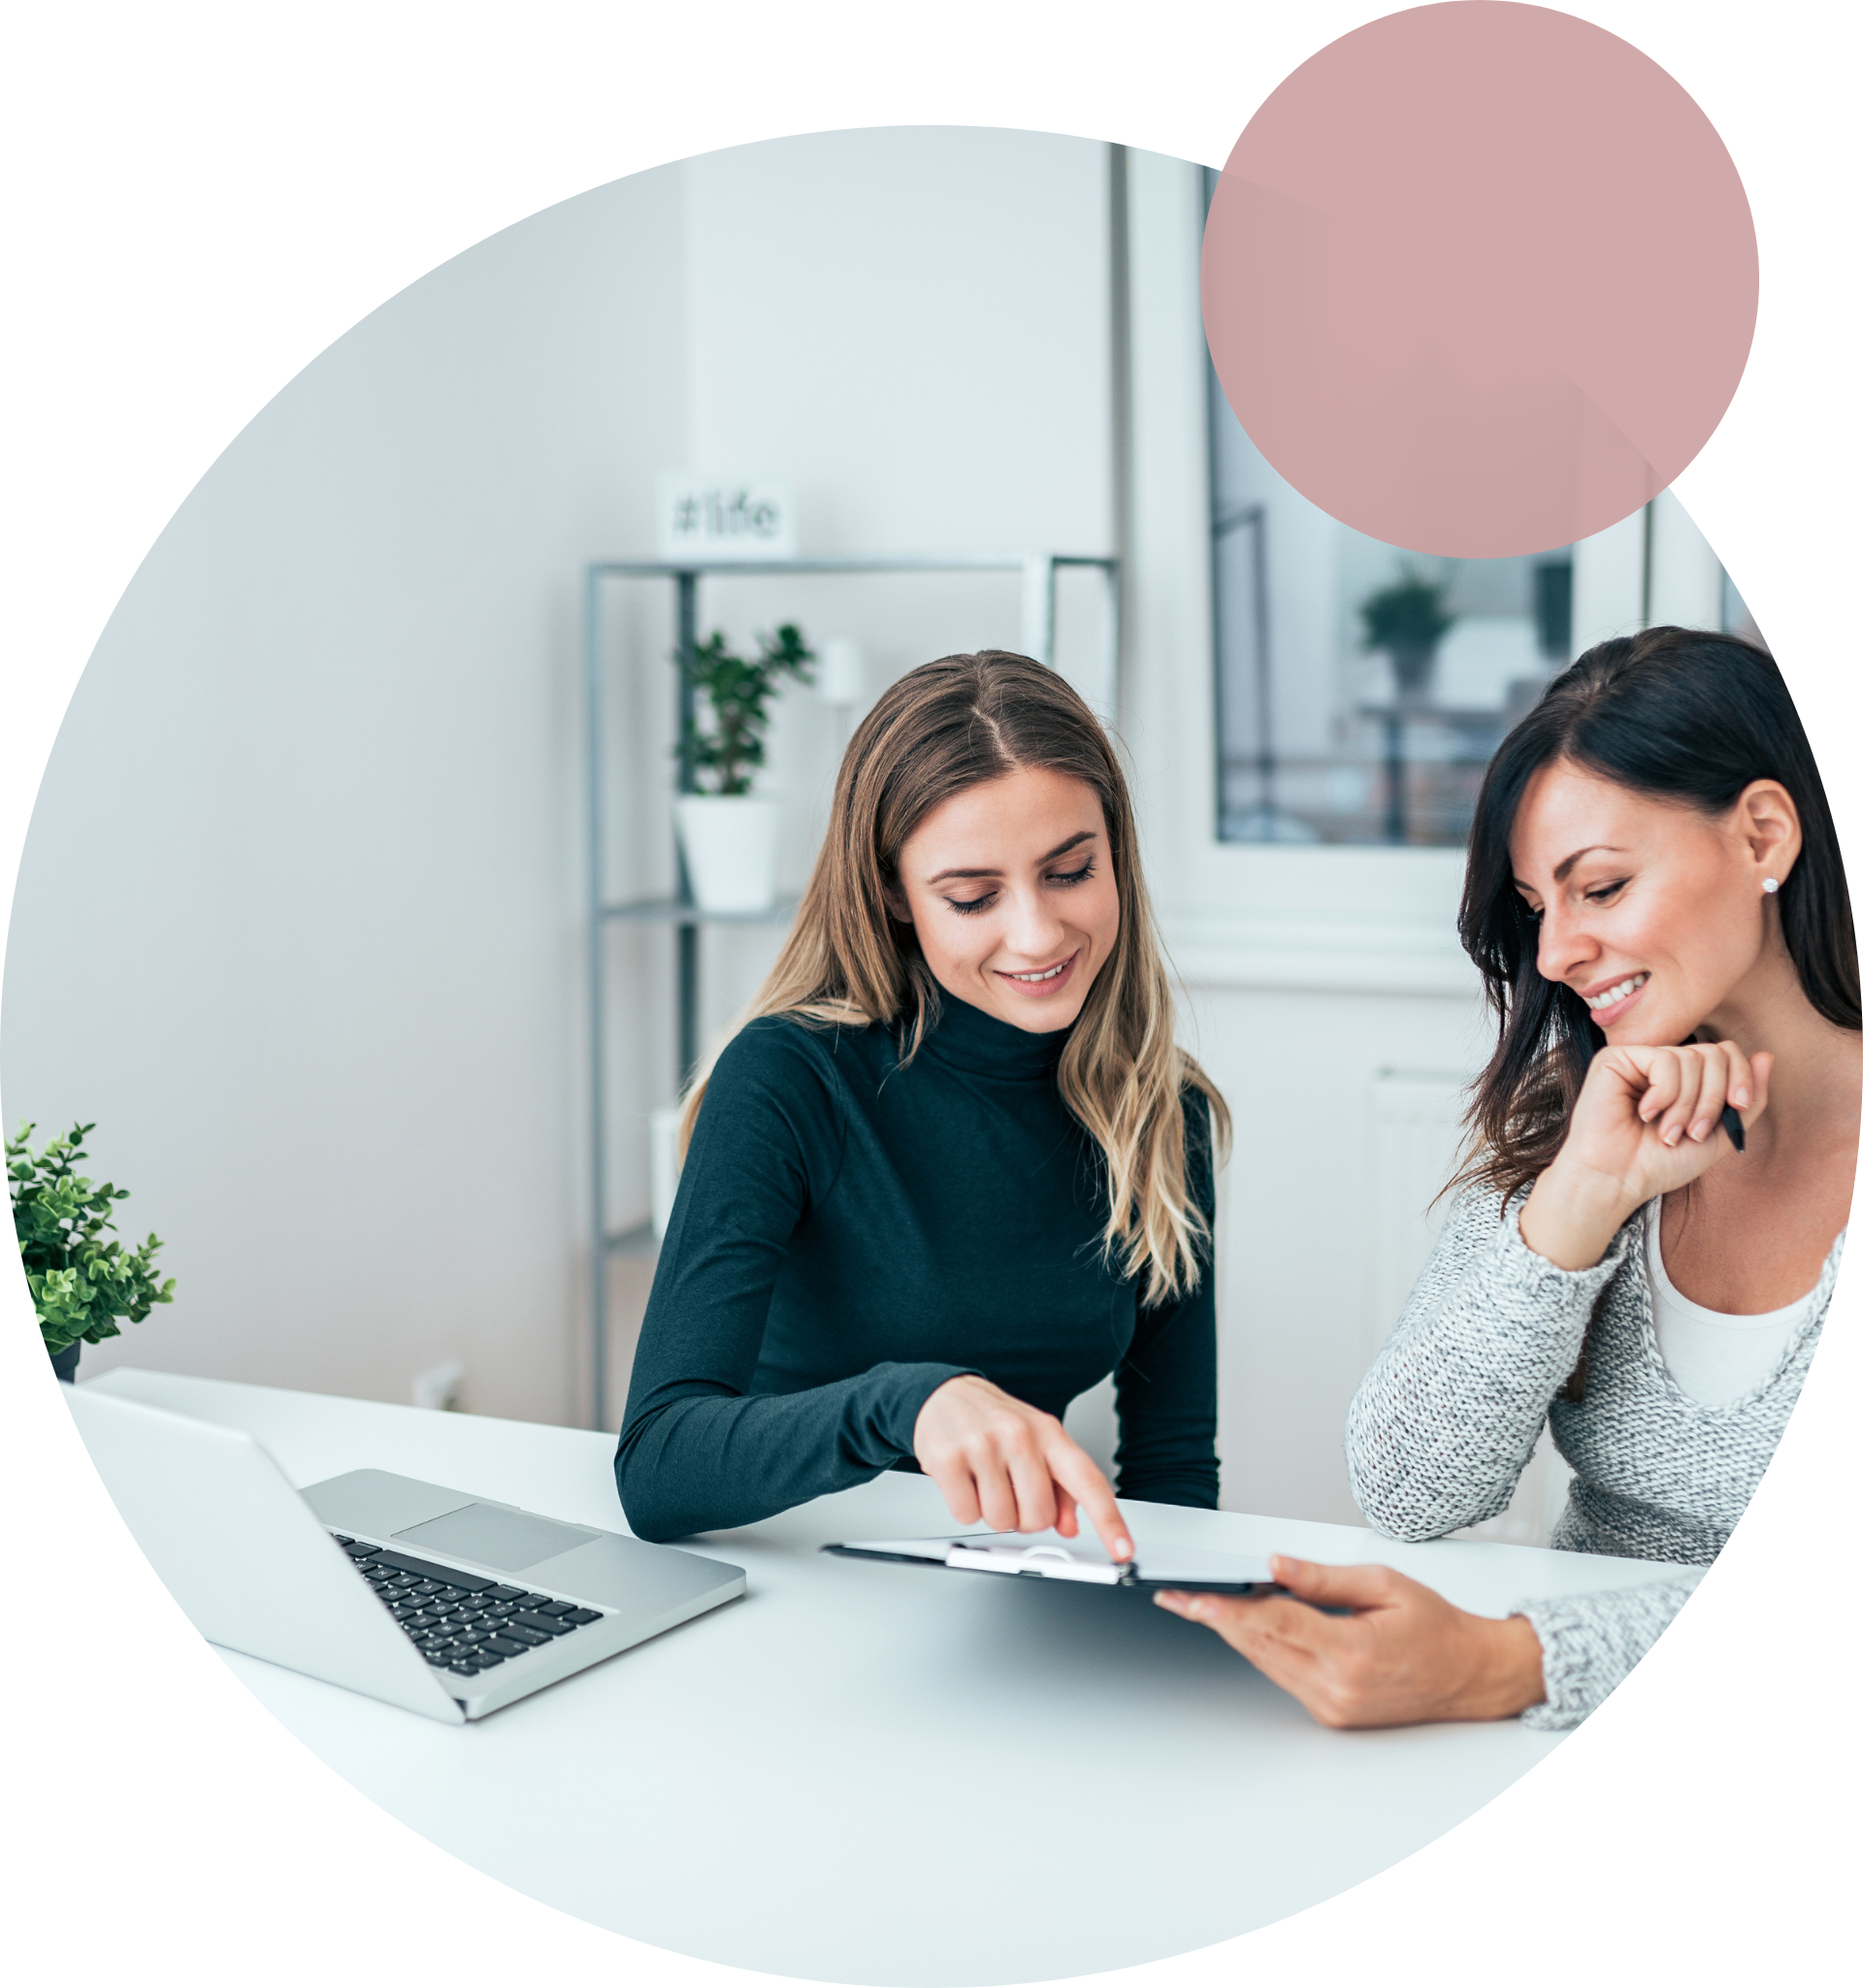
[[1457, 625, 1859, 1207], [681, 650, 1230, 1304]]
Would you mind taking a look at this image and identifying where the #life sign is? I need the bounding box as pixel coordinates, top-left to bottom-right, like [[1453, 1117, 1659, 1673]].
[[656, 473, 798, 562]]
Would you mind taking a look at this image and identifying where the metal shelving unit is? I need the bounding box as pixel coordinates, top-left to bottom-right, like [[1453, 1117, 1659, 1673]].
[[583, 552, 1119, 1429]]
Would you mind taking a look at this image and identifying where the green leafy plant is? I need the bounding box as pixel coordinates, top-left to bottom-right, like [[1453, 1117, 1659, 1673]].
[[676, 622, 815, 796], [8, 1122, 175, 1357], [1358, 565, 1455, 653]]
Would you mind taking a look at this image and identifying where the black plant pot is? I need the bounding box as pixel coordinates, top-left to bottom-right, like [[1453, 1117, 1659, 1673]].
[[49, 1339, 82, 1383], [1388, 639, 1440, 705]]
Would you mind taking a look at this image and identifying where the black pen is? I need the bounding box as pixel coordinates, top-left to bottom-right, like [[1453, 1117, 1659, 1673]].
[[1720, 1103, 1747, 1153]]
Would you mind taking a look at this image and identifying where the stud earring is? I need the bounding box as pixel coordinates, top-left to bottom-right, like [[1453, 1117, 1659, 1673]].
[[1762, 877, 1781, 895]]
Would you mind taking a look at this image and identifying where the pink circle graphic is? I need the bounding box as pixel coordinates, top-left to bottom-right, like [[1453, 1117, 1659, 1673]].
[[1202, 2, 1759, 558]]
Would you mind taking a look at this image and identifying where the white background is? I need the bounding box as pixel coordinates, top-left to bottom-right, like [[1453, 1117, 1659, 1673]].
[[2, 2, 1856, 1982]]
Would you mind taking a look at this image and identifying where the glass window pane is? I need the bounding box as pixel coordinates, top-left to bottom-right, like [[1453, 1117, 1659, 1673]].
[[1211, 391, 1576, 848], [1201, 179, 1752, 852]]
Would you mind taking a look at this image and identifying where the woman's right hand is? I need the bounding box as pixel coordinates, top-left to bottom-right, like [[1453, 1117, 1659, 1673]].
[[912, 1374, 1133, 1563], [1520, 1039, 1773, 1271]]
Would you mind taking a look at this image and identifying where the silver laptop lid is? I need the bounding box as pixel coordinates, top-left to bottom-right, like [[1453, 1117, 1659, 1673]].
[[63, 1385, 465, 1723]]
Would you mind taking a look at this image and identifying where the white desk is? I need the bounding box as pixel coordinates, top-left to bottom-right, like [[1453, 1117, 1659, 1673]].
[[87, 1368, 1678, 1987]]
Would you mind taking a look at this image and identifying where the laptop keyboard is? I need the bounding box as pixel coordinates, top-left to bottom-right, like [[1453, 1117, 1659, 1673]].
[[330, 1533, 604, 1681]]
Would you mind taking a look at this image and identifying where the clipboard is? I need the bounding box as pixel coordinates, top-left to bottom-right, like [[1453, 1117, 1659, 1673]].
[[821, 1529, 1283, 1595]]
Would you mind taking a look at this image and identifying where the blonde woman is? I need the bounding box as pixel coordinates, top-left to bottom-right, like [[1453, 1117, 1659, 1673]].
[[616, 651, 1228, 1554]]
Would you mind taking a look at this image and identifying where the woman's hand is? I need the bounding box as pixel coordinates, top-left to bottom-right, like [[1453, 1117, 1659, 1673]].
[[913, 1374, 1133, 1564], [1520, 1039, 1774, 1271], [1154, 1557, 1546, 1728]]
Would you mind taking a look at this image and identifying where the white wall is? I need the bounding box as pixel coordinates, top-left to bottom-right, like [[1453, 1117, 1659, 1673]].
[[4, 167, 691, 1424]]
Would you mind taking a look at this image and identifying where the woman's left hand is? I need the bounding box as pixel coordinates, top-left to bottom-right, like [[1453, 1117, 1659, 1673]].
[[1154, 1557, 1547, 1728]]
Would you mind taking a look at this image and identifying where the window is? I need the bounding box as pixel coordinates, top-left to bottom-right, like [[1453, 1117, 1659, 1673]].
[[1209, 397, 1576, 847], [1201, 176, 1752, 852]]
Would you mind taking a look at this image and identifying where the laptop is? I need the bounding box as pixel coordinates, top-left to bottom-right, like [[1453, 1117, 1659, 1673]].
[[62, 1382, 745, 1724]]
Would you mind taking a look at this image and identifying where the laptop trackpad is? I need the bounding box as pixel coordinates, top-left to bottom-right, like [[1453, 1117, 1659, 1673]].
[[393, 1502, 602, 1572]]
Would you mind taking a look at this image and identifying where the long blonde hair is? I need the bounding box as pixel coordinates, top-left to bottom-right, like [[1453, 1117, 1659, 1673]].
[[680, 650, 1229, 1304]]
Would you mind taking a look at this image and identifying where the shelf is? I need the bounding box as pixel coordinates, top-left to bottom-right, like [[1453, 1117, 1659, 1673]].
[[1357, 701, 1511, 730], [582, 549, 1119, 1432], [603, 897, 800, 927], [588, 553, 1114, 579]]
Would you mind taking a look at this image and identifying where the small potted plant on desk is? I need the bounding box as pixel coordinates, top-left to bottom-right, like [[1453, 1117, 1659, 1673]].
[[1359, 565, 1454, 708], [9, 1122, 175, 1381], [673, 622, 815, 914]]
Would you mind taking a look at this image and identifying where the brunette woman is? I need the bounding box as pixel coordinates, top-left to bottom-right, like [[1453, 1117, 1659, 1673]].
[[1159, 628, 1857, 1727], [616, 651, 1228, 1554]]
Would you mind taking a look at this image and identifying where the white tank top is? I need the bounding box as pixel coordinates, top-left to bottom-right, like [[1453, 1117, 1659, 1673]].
[[1643, 1200, 1816, 1407]]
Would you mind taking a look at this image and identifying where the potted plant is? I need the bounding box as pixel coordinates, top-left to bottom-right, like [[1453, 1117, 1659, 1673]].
[[1359, 565, 1455, 706], [9, 1121, 175, 1382], [673, 621, 815, 913]]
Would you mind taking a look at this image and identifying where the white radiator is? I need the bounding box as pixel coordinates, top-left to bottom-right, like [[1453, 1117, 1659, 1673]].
[[1367, 1070, 1469, 1367], [1365, 1068, 1572, 1547]]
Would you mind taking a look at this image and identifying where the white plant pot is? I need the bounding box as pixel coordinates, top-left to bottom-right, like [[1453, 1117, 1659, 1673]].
[[674, 795, 781, 914], [648, 1104, 684, 1240]]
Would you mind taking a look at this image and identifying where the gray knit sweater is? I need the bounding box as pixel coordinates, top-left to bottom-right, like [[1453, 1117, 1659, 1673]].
[[1346, 1184, 1839, 1729]]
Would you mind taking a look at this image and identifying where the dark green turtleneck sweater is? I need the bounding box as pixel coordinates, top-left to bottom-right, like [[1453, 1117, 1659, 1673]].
[[614, 992, 1219, 1542]]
